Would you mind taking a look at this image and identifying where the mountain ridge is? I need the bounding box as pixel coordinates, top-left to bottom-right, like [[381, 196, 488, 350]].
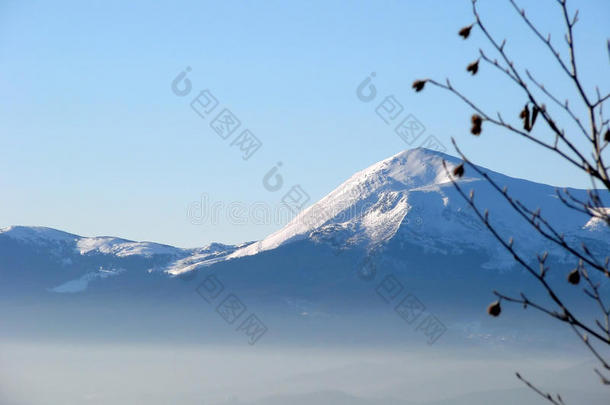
[[1, 147, 608, 283]]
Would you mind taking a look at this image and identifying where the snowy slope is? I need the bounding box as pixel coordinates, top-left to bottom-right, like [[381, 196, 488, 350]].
[[229, 148, 459, 258], [0, 226, 186, 258], [228, 148, 605, 268]]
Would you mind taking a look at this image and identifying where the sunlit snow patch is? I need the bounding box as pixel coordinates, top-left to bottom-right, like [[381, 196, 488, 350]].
[[49, 267, 125, 293]]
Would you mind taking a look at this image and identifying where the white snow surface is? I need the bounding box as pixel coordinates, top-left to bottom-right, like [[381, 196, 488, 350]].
[[0, 226, 78, 243], [583, 209, 610, 233], [0, 226, 184, 258], [76, 237, 180, 257], [49, 267, 125, 293], [229, 148, 455, 258], [165, 242, 247, 276]]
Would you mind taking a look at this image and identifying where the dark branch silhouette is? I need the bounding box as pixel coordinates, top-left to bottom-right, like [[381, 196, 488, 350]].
[[415, 0, 610, 401]]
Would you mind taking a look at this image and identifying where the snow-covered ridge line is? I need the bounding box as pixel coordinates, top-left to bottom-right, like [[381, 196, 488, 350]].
[[2, 148, 608, 274], [0, 225, 251, 278], [0, 225, 79, 242], [229, 147, 608, 261], [0, 225, 187, 258]]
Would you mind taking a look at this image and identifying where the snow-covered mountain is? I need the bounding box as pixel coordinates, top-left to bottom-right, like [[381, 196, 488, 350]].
[[198, 147, 606, 272], [1, 148, 608, 347], [1, 148, 607, 287], [0, 225, 186, 257], [0, 224, 249, 294]]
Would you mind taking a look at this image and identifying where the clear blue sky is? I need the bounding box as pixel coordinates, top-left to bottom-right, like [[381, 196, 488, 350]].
[[1, 0, 608, 247]]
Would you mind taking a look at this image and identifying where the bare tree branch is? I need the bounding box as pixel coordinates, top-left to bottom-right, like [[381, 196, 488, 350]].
[[415, 1, 610, 401]]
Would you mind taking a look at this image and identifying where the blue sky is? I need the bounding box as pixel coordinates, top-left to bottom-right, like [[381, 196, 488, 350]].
[[1, 0, 608, 247]]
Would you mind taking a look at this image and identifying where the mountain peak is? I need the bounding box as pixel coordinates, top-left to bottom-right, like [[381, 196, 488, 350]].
[[0, 225, 79, 242], [359, 147, 460, 189], [229, 148, 464, 259], [389, 146, 452, 160], [227, 147, 606, 263]]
